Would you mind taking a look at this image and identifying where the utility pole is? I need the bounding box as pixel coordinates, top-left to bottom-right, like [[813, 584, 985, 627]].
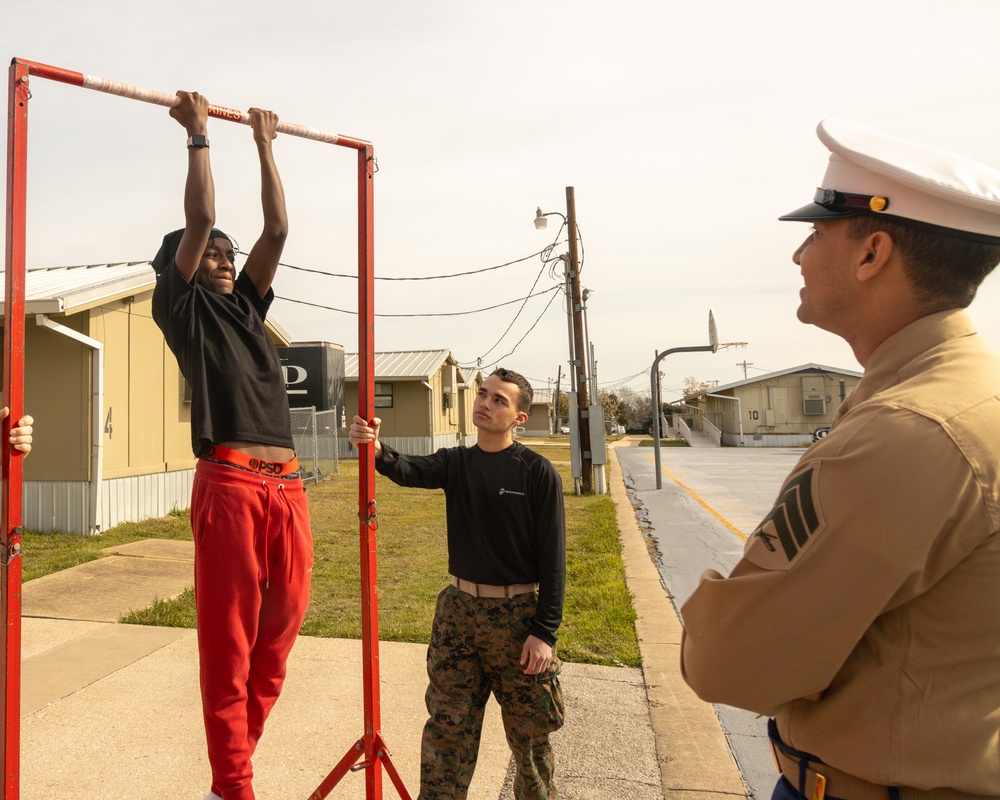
[[553, 365, 562, 434], [566, 187, 593, 493], [737, 360, 753, 379]]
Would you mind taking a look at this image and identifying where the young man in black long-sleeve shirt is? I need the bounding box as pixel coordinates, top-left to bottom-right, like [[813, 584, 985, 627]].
[[349, 367, 565, 800]]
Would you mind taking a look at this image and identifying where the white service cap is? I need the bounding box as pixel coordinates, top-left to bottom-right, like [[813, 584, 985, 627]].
[[780, 118, 1000, 241]]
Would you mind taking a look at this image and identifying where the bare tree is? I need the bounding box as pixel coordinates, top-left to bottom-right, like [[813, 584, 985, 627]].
[[597, 390, 624, 426], [683, 375, 712, 397], [615, 387, 651, 430]]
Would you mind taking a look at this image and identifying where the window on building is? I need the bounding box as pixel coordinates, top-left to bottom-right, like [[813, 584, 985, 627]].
[[375, 382, 393, 408]]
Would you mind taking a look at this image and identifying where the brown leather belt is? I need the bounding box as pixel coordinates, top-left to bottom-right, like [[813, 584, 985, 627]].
[[451, 576, 537, 598], [772, 733, 998, 800]]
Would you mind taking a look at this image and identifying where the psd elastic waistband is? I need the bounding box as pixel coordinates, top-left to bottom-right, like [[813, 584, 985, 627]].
[[202, 445, 300, 478]]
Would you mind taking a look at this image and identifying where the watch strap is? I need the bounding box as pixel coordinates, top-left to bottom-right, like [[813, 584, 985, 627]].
[[186, 134, 210, 149]]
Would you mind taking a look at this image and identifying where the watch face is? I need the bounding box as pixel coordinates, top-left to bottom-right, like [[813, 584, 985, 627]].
[[187, 135, 209, 148]]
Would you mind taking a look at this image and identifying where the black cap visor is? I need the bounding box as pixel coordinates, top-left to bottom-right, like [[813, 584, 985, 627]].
[[781, 198, 1000, 244], [780, 188, 891, 223], [778, 202, 862, 222]]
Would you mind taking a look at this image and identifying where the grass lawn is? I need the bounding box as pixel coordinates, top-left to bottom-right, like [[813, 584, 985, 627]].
[[27, 445, 640, 668], [21, 513, 192, 583]]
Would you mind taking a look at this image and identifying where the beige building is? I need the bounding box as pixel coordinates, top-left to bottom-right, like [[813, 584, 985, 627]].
[[457, 365, 485, 445], [344, 350, 483, 455], [684, 363, 863, 447], [1, 262, 289, 534], [522, 389, 556, 437]]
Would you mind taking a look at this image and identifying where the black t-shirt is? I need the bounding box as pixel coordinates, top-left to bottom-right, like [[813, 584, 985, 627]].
[[151, 258, 293, 458], [376, 441, 566, 644]]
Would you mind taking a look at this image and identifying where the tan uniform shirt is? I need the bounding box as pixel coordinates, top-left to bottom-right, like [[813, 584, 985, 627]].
[[680, 309, 1000, 793]]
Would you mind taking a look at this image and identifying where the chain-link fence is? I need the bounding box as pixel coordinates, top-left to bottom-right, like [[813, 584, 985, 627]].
[[289, 407, 340, 483], [315, 409, 340, 477]]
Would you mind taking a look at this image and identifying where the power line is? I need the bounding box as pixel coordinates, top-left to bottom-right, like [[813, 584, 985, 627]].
[[459, 287, 563, 372], [455, 222, 572, 371], [261, 226, 572, 369], [597, 370, 648, 391], [273, 285, 561, 317], [470, 259, 553, 363], [239, 248, 561, 281]]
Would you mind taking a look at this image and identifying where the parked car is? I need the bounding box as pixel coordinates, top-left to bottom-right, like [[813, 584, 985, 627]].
[[560, 424, 570, 434], [812, 425, 830, 442]]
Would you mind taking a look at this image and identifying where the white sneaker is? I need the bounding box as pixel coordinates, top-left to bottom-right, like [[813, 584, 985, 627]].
[[203, 794, 223, 800]]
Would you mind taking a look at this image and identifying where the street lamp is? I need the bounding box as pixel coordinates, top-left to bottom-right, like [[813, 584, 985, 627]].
[[535, 187, 594, 494]]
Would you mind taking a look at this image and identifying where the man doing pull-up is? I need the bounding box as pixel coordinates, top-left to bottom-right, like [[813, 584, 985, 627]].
[[151, 91, 312, 800]]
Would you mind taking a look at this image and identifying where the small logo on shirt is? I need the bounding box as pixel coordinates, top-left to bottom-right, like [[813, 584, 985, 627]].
[[498, 488, 525, 496]]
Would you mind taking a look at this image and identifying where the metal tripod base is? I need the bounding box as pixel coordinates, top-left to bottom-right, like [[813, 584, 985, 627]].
[[309, 732, 412, 800]]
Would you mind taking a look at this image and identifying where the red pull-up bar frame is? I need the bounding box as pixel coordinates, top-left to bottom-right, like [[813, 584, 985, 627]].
[[3, 57, 406, 800]]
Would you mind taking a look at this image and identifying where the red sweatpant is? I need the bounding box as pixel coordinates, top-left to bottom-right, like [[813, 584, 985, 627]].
[[191, 459, 313, 800]]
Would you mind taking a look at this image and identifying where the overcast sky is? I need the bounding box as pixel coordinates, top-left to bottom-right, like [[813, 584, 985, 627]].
[[5, 1, 1000, 400]]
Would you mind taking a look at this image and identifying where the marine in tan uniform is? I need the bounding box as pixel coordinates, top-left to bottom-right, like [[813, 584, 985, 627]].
[[680, 119, 1000, 800]]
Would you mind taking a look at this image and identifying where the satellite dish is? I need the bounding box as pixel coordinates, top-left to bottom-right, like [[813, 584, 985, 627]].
[[709, 310, 718, 353]]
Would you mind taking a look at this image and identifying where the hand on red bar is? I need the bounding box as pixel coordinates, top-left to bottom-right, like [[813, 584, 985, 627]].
[[1, 408, 33, 455]]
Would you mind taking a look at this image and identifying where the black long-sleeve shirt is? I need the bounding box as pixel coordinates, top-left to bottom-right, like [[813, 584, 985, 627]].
[[376, 441, 566, 645]]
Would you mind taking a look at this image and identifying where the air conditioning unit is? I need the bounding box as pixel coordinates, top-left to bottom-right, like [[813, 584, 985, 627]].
[[802, 376, 826, 415]]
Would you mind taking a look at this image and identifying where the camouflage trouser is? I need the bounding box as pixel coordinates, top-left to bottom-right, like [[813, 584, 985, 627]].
[[417, 584, 565, 800]]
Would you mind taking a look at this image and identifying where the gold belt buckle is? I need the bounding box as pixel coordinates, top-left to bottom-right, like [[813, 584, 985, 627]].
[[769, 739, 825, 800], [812, 772, 826, 800]]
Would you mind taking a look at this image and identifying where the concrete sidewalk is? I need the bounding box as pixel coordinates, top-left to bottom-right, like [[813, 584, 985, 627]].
[[15, 438, 745, 799]]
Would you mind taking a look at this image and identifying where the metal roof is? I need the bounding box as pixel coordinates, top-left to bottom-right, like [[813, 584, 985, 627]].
[[0, 261, 292, 346], [345, 349, 455, 380], [0, 262, 156, 316], [459, 367, 482, 388], [687, 362, 864, 399]]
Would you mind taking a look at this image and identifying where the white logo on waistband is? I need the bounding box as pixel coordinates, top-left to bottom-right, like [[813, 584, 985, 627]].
[[498, 488, 525, 496]]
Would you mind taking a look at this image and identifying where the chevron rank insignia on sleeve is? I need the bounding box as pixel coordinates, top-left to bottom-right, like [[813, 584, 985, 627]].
[[745, 464, 824, 570]]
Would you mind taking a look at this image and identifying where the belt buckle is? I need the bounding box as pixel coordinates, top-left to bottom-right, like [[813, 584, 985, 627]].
[[813, 772, 826, 800], [770, 738, 825, 800]]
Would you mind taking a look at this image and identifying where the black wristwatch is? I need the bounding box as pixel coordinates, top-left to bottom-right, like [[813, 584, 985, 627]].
[[186, 134, 210, 149]]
